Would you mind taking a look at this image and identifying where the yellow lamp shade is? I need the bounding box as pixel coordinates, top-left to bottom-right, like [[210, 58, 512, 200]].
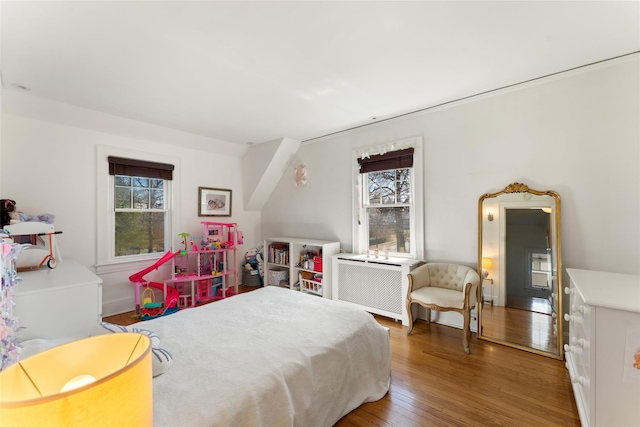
[[0, 333, 153, 427], [482, 257, 493, 269]]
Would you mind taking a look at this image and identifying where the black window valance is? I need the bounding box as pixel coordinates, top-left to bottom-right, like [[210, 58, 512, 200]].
[[357, 148, 414, 174], [108, 156, 174, 180]]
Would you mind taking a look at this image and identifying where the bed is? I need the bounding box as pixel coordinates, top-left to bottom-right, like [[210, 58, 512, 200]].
[[140, 285, 391, 426]]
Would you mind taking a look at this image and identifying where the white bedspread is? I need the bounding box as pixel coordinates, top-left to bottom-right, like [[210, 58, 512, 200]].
[[143, 286, 391, 427]]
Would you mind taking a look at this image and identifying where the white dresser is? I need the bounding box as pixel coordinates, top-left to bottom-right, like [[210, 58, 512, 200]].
[[565, 268, 640, 427], [13, 259, 103, 340]]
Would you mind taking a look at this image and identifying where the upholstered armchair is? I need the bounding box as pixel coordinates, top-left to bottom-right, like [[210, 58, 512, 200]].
[[406, 263, 480, 354]]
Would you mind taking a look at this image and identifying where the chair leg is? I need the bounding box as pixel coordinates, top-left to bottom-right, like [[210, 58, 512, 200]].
[[425, 308, 431, 325], [406, 300, 414, 335], [462, 310, 470, 354]]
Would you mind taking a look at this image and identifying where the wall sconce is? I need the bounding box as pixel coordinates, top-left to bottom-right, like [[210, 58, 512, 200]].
[[482, 257, 493, 283], [487, 211, 494, 222], [294, 164, 307, 186], [0, 333, 153, 426]]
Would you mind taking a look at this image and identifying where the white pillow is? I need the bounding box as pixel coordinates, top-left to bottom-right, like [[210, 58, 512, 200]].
[[93, 322, 173, 377]]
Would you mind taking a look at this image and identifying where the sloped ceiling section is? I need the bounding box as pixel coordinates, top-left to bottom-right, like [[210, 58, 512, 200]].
[[242, 137, 300, 211], [2, 1, 638, 145]]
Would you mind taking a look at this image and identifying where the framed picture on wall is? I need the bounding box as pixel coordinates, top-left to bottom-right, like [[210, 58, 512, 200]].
[[198, 187, 232, 217]]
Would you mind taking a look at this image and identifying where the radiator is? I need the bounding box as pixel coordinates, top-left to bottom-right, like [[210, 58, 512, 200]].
[[332, 254, 422, 326]]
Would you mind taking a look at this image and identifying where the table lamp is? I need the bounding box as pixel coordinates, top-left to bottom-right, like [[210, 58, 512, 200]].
[[482, 257, 493, 281], [0, 333, 152, 426]]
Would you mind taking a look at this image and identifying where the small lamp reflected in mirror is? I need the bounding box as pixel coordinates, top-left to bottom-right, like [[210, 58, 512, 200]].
[[482, 257, 493, 283], [487, 211, 494, 222]]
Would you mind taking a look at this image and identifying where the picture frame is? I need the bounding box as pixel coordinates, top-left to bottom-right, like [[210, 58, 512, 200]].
[[198, 187, 232, 217]]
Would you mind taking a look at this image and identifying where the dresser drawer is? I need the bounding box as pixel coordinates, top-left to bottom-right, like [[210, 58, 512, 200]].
[[572, 290, 591, 338], [566, 352, 590, 426], [571, 301, 591, 380]]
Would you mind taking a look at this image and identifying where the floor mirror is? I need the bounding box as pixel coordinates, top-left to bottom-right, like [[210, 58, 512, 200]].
[[477, 182, 563, 359]]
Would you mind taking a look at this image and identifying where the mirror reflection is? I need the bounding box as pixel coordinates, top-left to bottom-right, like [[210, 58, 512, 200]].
[[478, 182, 563, 359]]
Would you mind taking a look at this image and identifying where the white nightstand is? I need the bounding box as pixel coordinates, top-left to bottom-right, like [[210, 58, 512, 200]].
[[13, 259, 103, 340], [482, 277, 494, 306]]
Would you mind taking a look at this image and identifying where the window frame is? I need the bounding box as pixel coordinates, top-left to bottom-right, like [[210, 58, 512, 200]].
[[527, 249, 552, 291], [363, 168, 412, 255], [352, 137, 424, 260], [96, 146, 180, 272], [113, 175, 169, 258]]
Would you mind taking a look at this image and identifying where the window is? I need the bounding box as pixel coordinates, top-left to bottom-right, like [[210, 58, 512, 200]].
[[365, 168, 411, 254], [353, 138, 423, 259], [97, 147, 180, 269], [114, 175, 167, 256], [108, 156, 173, 259], [529, 251, 551, 290]]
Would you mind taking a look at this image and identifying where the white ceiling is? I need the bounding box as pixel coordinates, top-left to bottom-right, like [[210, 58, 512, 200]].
[[2, 1, 638, 145]]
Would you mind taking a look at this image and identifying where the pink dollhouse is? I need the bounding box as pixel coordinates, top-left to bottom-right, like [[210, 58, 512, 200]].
[[132, 221, 242, 318], [166, 222, 241, 307]]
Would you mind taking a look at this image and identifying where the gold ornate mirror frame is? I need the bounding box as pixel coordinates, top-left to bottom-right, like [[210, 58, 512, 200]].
[[477, 182, 563, 359]]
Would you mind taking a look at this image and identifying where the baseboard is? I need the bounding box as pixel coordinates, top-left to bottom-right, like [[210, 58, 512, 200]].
[[102, 297, 135, 317]]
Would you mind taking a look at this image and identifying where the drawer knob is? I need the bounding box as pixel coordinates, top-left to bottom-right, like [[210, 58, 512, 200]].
[[564, 313, 574, 322], [572, 376, 589, 386], [564, 287, 573, 295], [572, 337, 586, 348]]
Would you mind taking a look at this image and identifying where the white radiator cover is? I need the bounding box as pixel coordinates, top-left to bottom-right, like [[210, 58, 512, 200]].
[[332, 254, 422, 326]]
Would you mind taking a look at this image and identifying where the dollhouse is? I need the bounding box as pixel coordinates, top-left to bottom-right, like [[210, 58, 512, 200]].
[[167, 222, 241, 308], [131, 222, 242, 318]]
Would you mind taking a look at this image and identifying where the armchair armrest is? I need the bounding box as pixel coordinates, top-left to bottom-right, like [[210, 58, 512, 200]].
[[462, 270, 480, 308]]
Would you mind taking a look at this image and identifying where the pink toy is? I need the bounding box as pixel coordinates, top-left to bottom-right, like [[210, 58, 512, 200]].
[[141, 222, 244, 313], [130, 250, 182, 319]]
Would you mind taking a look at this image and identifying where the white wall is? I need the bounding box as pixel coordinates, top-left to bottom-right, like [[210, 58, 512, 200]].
[[1, 97, 261, 316], [2, 56, 637, 319], [261, 57, 640, 278]]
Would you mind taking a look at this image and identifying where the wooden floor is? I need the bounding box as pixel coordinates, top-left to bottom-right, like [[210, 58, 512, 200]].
[[104, 287, 579, 427], [335, 317, 578, 426], [506, 295, 552, 315], [102, 284, 262, 325], [481, 303, 558, 354]]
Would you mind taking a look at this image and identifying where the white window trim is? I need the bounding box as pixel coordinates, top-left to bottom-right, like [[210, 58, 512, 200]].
[[96, 145, 181, 273], [352, 136, 424, 260]]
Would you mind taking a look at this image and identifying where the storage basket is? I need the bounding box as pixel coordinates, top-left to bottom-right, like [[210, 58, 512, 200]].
[[242, 269, 262, 287], [313, 257, 323, 272], [268, 269, 289, 286]]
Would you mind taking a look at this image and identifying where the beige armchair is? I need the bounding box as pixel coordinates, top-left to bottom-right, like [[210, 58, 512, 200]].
[[406, 263, 480, 354]]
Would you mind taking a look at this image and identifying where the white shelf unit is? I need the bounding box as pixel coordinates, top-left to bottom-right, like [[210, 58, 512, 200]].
[[263, 237, 340, 299], [564, 268, 640, 427]]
